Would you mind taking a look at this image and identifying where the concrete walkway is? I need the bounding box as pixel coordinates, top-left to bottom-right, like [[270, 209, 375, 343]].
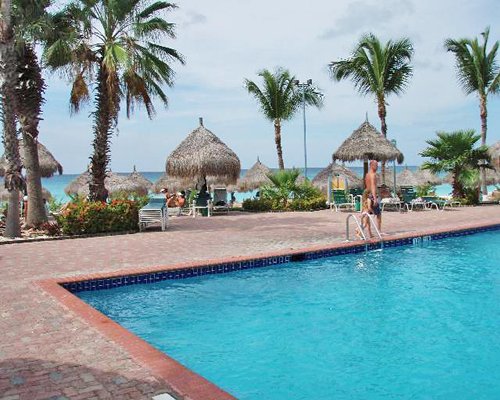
[[1, 206, 499, 399]]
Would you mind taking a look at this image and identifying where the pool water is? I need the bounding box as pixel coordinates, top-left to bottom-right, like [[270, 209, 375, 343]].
[[78, 231, 500, 399]]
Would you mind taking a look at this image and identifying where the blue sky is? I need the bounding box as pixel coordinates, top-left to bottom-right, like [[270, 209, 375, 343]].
[[4, 0, 500, 173]]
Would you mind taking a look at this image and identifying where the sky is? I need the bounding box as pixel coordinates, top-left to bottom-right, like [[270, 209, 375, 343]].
[[3, 0, 500, 173]]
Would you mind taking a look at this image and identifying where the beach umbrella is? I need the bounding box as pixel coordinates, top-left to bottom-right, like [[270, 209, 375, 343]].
[[152, 173, 192, 194], [236, 157, 272, 192], [312, 163, 363, 194], [396, 168, 420, 188], [0, 186, 51, 202], [488, 141, 500, 169], [65, 172, 140, 197], [166, 118, 241, 187], [413, 168, 442, 185], [125, 166, 152, 196], [332, 119, 403, 181], [0, 139, 63, 178]]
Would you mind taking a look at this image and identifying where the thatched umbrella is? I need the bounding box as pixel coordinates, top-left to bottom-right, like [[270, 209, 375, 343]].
[[312, 163, 363, 194], [126, 166, 152, 196], [65, 172, 141, 197], [0, 186, 51, 202], [396, 168, 420, 188], [237, 157, 272, 192], [0, 139, 63, 178], [489, 141, 500, 169], [414, 168, 442, 185], [166, 118, 241, 187], [332, 120, 404, 182], [152, 173, 192, 194]]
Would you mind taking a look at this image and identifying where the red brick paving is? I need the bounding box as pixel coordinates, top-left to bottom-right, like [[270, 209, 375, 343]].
[[1, 206, 499, 399]]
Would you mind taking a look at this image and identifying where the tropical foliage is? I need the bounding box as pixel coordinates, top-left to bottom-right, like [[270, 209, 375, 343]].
[[444, 27, 500, 193], [44, 0, 184, 201], [329, 33, 414, 182], [56, 198, 141, 235], [244, 68, 323, 170], [243, 169, 326, 211], [420, 130, 491, 199]]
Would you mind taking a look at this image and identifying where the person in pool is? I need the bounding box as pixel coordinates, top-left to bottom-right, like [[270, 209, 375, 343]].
[[363, 160, 382, 236]]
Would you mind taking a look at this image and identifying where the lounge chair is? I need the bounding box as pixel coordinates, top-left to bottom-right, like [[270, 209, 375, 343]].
[[380, 196, 403, 212], [330, 189, 354, 212], [421, 196, 461, 211], [139, 197, 168, 231], [211, 187, 229, 214]]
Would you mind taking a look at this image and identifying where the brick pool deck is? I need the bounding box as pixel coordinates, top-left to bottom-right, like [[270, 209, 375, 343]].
[[1, 206, 499, 400]]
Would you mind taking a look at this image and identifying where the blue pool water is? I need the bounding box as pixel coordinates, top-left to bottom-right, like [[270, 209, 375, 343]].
[[78, 231, 500, 399]]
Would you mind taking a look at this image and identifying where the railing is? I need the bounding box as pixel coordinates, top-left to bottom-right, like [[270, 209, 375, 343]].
[[345, 213, 366, 241], [345, 212, 383, 242]]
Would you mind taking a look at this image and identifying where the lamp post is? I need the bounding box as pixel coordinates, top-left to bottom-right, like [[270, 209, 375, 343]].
[[391, 139, 397, 196], [294, 79, 313, 180]]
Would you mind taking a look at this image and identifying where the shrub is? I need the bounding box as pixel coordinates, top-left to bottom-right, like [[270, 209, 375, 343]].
[[242, 198, 274, 212], [56, 198, 140, 235], [243, 195, 327, 212], [288, 195, 328, 211]]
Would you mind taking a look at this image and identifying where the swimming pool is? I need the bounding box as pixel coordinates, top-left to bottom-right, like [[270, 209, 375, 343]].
[[78, 230, 500, 399]]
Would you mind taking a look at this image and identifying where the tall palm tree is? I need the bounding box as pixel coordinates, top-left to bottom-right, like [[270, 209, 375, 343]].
[[444, 27, 500, 194], [420, 130, 491, 198], [13, 0, 51, 227], [0, 0, 24, 237], [44, 0, 184, 201], [244, 68, 323, 170], [329, 33, 414, 182]]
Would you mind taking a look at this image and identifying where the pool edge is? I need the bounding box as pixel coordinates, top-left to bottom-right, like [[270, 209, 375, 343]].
[[36, 221, 500, 400]]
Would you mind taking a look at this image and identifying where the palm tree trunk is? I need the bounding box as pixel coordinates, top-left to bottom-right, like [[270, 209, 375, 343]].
[[0, 0, 23, 237], [22, 134, 47, 226], [274, 119, 285, 170], [479, 95, 488, 195], [16, 44, 47, 227], [452, 169, 464, 198], [89, 67, 117, 202], [377, 96, 388, 185]]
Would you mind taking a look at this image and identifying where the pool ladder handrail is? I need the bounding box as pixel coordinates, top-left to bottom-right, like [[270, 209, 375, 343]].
[[345, 213, 383, 242], [345, 213, 366, 241]]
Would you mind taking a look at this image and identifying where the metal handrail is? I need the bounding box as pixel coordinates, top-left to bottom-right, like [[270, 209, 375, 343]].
[[345, 213, 366, 241], [360, 212, 383, 241]]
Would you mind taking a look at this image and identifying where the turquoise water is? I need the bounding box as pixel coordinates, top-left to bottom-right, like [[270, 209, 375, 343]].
[[3, 166, 492, 203], [78, 231, 500, 399]]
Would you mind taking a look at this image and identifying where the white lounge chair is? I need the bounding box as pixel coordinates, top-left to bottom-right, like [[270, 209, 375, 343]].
[[211, 187, 229, 214], [139, 197, 168, 231]]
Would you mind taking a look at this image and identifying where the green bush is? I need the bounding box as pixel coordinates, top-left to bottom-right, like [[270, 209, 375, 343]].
[[242, 198, 274, 211], [56, 199, 140, 235], [243, 195, 327, 212], [288, 195, 327, 211]]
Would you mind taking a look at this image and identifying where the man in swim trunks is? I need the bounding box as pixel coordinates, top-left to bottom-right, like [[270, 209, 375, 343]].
[[364, 160, 382, 236]]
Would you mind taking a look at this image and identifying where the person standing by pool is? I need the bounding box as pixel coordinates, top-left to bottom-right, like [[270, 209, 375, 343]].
[[364, 160, 382, 235]]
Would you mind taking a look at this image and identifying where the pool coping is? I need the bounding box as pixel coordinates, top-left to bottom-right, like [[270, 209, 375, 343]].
[[36, 220, 500, 400]]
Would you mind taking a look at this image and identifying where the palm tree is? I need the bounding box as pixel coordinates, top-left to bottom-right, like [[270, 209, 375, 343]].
[[420, 130, 491, 199], [244, 68, 323, 170], [12, 0, 51, 227], [444, 27, 500, 194], [44, 0, 184, 201], [329, 33, 414, 182], [0, 0, 24, 237]]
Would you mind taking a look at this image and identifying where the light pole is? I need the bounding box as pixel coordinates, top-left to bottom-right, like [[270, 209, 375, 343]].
[[391, 139, 397, 196], [294, 79, 313, 180]]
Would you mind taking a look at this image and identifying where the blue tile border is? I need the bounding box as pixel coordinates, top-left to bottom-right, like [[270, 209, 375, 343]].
[[62, 223, 500, 294]]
